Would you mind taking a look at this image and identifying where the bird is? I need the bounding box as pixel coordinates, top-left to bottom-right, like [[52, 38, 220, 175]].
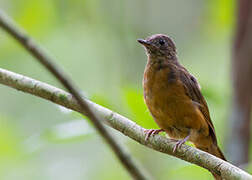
[[138, 34, 226, 180]]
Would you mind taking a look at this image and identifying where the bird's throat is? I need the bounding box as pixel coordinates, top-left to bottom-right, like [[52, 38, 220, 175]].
[[147, 56, 179, 71]]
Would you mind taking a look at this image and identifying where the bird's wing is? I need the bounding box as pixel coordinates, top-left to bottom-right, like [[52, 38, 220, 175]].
[[179, 68, 217, 144]]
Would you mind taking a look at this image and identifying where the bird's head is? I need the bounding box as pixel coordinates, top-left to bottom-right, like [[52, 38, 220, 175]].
[[138, 34, 177, 59]]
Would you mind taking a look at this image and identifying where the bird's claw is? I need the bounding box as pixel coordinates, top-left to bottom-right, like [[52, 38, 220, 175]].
[[144, 129, 164, 141], [173, 140, 185, 152], [172, 135, 190, 153]]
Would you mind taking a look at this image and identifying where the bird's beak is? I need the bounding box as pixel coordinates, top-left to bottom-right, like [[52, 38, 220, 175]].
[[137, 39, 151, 47]]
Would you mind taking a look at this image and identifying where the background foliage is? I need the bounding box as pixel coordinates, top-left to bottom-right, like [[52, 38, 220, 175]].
[[0, 0, 238, 179]]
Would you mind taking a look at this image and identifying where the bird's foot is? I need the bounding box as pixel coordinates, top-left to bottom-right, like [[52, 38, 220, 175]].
[[144, 129, 164, 141], [172, 135, 190, 153]]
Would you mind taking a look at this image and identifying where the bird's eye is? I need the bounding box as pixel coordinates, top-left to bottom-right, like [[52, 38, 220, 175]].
[[159, 39, 165, 46]]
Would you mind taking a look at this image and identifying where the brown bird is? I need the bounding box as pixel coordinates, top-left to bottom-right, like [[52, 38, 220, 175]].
[[138, 34, 226, 180]]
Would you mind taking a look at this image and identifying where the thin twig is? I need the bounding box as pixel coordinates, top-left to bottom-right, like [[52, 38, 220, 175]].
[[0, 10, 149, 180], [0, 68, 251, 180]]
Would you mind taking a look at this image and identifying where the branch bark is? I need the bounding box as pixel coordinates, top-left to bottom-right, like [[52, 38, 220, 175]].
[[0, 10, 149, 180], [0, 68, 251, 180]]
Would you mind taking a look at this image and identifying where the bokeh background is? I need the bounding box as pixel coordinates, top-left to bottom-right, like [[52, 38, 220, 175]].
[[0, 0, 243, 179]]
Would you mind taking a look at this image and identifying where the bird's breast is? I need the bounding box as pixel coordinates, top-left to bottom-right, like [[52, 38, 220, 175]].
[[143, 63, 198, 129]]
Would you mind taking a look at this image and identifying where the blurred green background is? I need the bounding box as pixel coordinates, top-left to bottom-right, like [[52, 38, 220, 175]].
[[0, 0, 237, 179]]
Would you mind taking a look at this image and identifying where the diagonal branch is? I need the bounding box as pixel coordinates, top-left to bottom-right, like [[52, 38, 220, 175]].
[[0, 10, 149, 180], [0, 68, 251, 180]]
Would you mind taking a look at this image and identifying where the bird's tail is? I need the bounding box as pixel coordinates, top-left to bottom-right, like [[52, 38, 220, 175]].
[[195, 144, 226, 180]]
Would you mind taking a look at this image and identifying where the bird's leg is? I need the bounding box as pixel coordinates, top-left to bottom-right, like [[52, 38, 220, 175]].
[[172, 134, 190, 153], [144, 129, 164, 141]]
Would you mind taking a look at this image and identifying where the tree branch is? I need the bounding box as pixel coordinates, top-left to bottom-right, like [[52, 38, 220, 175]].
[[0, 10, 149, 180], [0, 68, 251, 180]]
